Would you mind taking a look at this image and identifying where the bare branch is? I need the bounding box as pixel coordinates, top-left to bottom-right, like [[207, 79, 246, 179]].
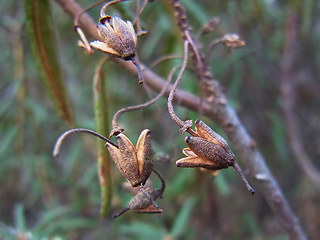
[[281, 9, 320, 191]]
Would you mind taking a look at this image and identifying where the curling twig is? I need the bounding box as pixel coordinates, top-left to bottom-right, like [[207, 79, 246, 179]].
[[152, 169, 166, 196], [149, 54, 183, 70], [143, 67, 181, 160], [100, 0, 128, 18], [110, 64, 174, 136], [134, 0, 148, 35], [74, 0, 105, 27], [53, 128, 118, 158], [167, 40, 197, 136]]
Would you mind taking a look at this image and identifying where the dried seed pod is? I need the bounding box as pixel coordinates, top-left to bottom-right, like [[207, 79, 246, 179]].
[[113, 169, 166, 218], [105, 129, 153, 187], [179, 136, 234, 170], [91, 16, 137, 60], [176, 119, 255, 194], [221, 33, 245, 48], [113, 188, 163, 218], [90, 15, 143, 84]]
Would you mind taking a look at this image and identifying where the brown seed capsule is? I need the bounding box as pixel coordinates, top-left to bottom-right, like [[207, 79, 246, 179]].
[[113, 188, 163, 218], [105, 129, 153, 187], [176, 119, 255, 194], [91, 16, 137, 60], [90, 15, 143, 84], [176, 119, 235, 169], [178, 136, 235, 170], [222, 34, 245, 48], [113, 169, 165, 218]]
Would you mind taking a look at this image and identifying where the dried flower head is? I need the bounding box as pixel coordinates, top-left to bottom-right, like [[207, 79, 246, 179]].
[[105, 129, 153, 187], [90, 15, 143, 84], [222, 34, 245, 48], [113, 169, 165, 218], [176, 119, 255, 194], [91, 16, 137, 60]]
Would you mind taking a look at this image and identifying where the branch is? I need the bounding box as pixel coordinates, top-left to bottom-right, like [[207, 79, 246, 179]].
[[53, 0, 307, 239], [281, 9, 320, 191]]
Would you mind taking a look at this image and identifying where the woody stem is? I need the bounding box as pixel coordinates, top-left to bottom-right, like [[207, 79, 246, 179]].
[[233, 162, 255, 195]]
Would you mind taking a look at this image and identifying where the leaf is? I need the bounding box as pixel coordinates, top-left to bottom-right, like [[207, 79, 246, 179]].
[[13, 204, 26, 232], [170, 197, 197, 238], [93, 57, 113, 217], [25, 0, 74, 126], [32, 207, 70, 233], [117, 222, 166, 239]]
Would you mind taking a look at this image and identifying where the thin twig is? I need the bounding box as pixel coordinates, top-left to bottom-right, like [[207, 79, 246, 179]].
[[152, 169, 166, 196], [74, 0, 105, 27], [233, 162, 255, 195], [142, 77, 180, 160], [73, 0, 107, 53], [167, 40, 197, 135], [110, 64, 173, 136], [53, 128, 118, 158], [100, 0, 128, 18], [139, 185, 160, 210], [133, 0, 148, 35], [149, 54, 183, 70], [131, 58, 143, 84]]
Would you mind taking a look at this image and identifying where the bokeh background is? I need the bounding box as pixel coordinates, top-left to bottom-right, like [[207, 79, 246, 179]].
[[1, 0, 320, 239]]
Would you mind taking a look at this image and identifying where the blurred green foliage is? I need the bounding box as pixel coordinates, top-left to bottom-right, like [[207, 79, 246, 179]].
[[1, 0, 320, 239]]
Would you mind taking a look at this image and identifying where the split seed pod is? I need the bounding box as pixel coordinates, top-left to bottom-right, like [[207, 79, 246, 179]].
[[113, 169, 165, 218], [90, 15, 143, 83], [91, 16, 137, 60], [176, 119, 255, 194], [177, 119, 235, 170], [105, 129, 153, 187], [113, 188, 163, 218]]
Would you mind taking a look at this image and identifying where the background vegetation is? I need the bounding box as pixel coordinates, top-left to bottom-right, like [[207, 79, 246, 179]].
[[1, 0, 319, 239]]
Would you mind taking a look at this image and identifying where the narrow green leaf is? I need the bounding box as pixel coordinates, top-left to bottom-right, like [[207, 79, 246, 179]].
[[32, 207, 70, 233], [93, 57, 112, 217], [170, 197, 197, 238], [39, 218, 96, 237], [117, 222, 166, 239], [13, 204, 26, 232], [25, 0, 74, 126]]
